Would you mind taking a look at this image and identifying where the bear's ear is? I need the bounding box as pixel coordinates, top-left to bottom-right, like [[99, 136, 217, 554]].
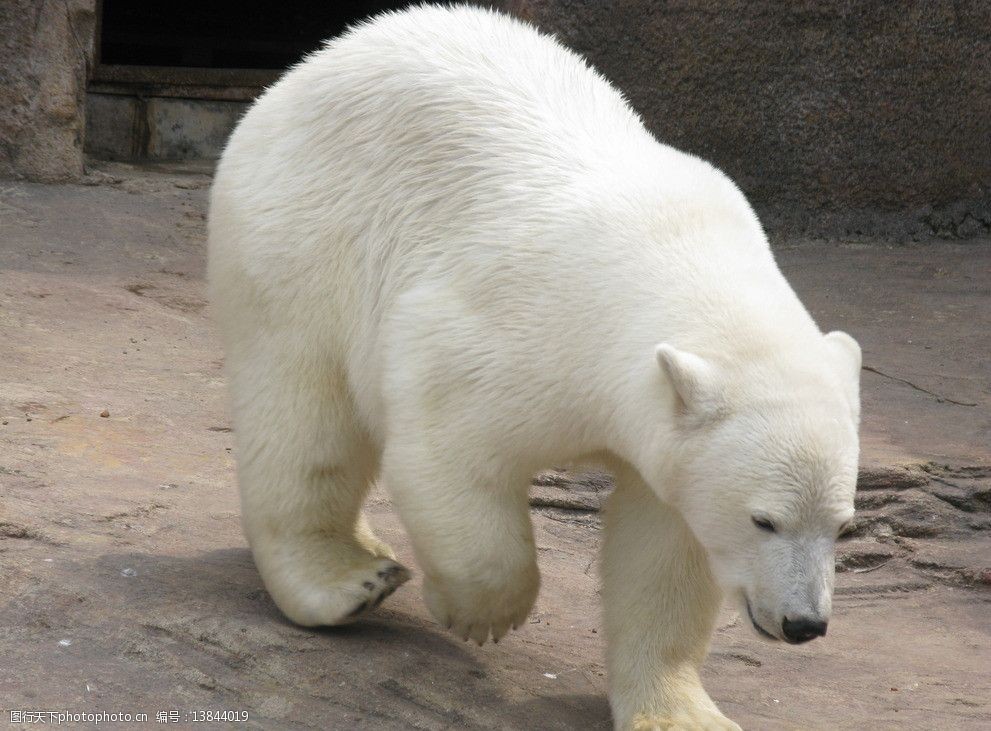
[[655, 344, 723, 417], [823, 330, 862, 420]]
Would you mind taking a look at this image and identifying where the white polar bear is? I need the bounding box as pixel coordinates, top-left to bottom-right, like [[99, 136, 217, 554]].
[[208, 6, 861, 729]]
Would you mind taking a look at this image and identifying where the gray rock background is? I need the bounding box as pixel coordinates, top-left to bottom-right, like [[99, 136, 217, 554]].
[[507, 0, 991, 237]]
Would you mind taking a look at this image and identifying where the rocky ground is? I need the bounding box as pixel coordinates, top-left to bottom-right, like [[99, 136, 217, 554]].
[[0, 163, 988, 730]]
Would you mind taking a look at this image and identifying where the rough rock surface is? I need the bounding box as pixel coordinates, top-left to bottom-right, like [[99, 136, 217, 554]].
[[0, 0, 95, 182], [0, 164, 988, 729]]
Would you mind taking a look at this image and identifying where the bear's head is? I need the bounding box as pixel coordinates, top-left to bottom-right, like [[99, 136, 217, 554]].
[[652, 330, 861, 644]]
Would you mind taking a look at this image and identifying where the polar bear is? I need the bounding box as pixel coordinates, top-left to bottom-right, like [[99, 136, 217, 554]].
[[208, 5, 860, 729]]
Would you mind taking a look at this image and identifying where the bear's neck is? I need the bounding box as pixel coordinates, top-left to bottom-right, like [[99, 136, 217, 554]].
[[589, 240, 828, 490]]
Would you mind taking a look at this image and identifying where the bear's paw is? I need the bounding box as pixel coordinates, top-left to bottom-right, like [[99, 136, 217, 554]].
[[423, 564, 539, 645], [630, 709, 742, 731]]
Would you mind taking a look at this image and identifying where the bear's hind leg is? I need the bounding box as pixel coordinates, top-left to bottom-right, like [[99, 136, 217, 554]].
[[602, 467, 740, 731], [229, 345, 410, 627]]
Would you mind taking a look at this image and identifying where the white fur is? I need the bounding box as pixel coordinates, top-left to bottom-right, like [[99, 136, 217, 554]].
[[207, 6, 861, 729]]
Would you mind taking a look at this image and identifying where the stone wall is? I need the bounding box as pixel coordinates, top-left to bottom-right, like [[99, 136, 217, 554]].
[[0, 0, 96, 182], [507, 0, 991, 237]]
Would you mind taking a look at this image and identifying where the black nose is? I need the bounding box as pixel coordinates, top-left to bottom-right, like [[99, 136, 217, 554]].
[[781, 616, 827, 644]]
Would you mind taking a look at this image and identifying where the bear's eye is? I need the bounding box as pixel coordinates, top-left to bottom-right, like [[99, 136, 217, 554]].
[[751, 515, 776, 533]]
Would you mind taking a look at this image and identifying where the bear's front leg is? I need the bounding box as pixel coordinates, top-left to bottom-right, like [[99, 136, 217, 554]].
[[382, 440, 540, 645], [602, 467, 741, 731]]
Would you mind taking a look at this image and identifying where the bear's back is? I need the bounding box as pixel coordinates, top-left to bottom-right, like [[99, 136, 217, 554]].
[[209, 5, 684, 325], [247, 5, 646, 180], [212, 4, 666, 243], [208, 6, 764, 371]]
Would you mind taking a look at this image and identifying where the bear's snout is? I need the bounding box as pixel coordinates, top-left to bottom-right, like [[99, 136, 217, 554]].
[[781, 616, 828, 644]]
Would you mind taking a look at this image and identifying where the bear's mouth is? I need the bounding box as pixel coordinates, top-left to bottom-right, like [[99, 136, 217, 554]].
[[745, 599, 779, 641]]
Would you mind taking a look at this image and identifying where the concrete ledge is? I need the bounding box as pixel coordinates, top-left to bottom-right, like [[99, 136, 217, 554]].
[[85, 93, 248, 161]]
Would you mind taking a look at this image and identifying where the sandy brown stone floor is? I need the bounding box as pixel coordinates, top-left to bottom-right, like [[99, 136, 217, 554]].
[[0, 163, 988, 729]]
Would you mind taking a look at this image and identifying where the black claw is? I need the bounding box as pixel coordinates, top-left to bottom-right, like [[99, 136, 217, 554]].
[[348, 600, 369, 617], [372, 593, 387, 608]]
